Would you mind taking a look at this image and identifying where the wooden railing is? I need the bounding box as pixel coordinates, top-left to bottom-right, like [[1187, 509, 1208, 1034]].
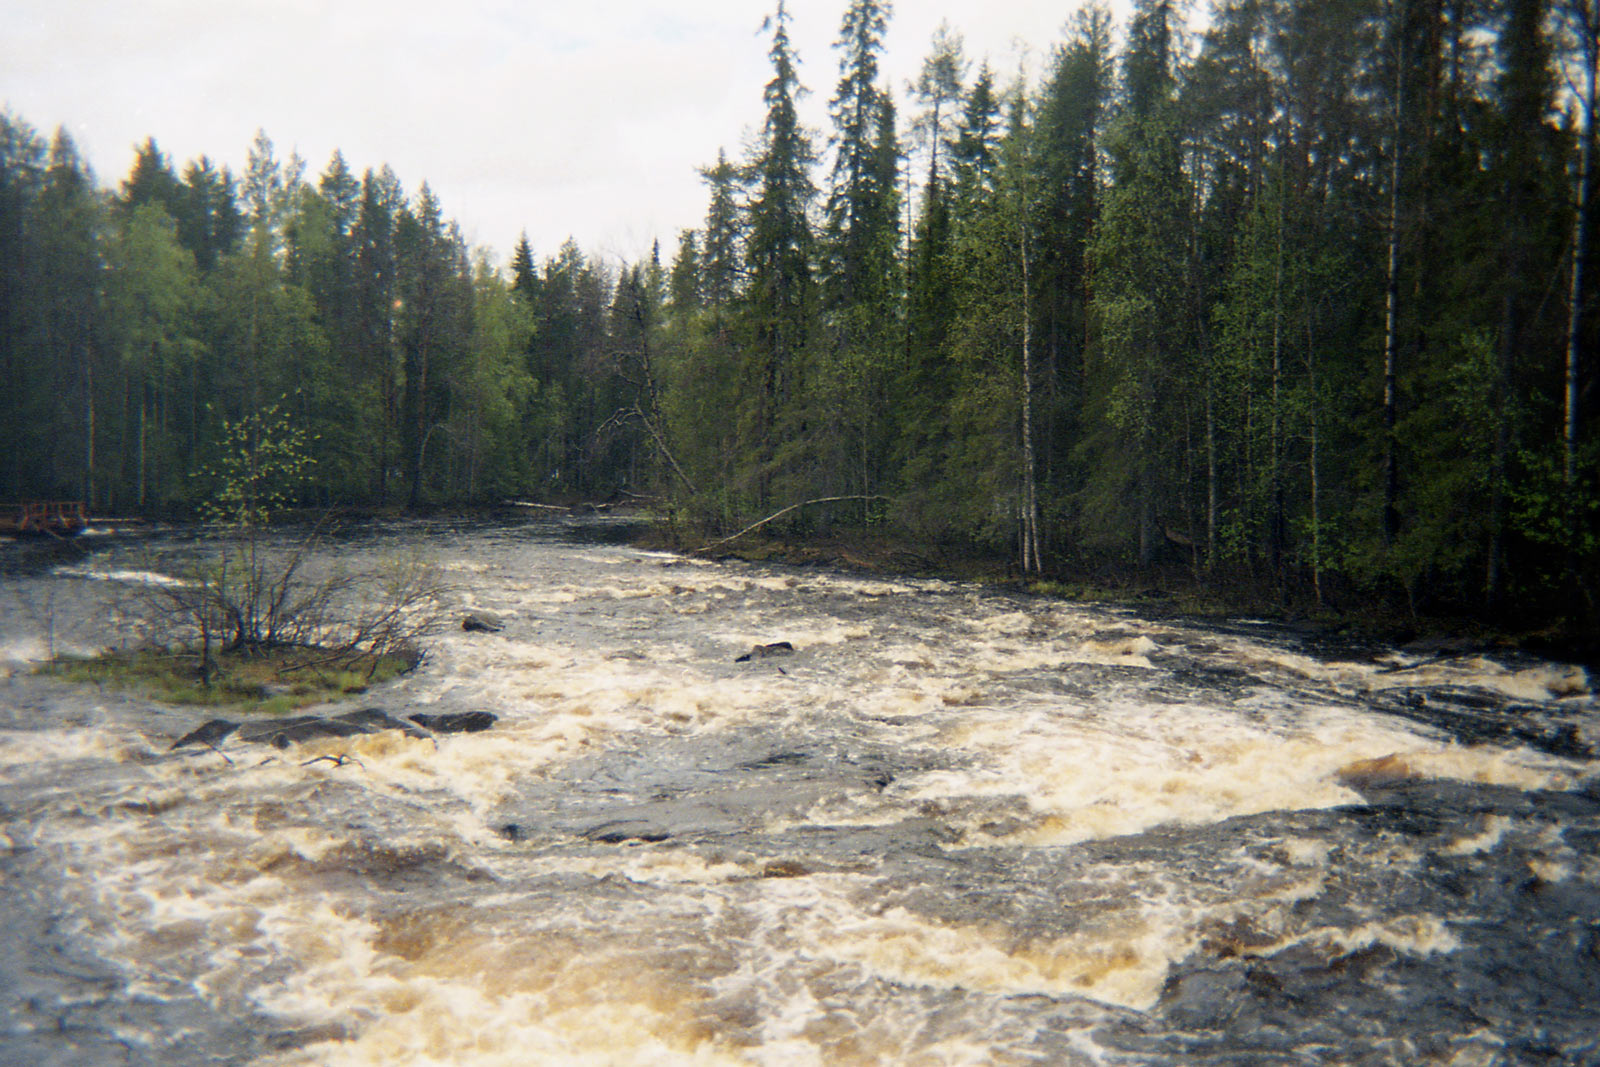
[[0, 500, 89, 536]]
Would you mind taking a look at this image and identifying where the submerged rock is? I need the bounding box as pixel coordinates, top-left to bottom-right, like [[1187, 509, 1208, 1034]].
[[462, 611, 505, 634], [171, 718, 240, 750], [409, 711, 498, 734], [239, 714, 372, 749], [736, 641, 794, 663], [329, 708, 431, 738], [172, 706, 462, 752], [583, 820, 672, 844]]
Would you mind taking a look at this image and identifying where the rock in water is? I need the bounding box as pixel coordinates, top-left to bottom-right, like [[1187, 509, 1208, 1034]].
[[172, 708, 442, 752], [409, 711, 498, 734], [332, 708, 431, 739], [239, 715, 371, 749], [171, 718, 240, 750], [736, 641, 795, 663], [462, 611, 504, 633]]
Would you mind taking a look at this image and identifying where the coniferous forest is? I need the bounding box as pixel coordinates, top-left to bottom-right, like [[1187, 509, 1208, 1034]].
[[3, 0, 1598, 637]]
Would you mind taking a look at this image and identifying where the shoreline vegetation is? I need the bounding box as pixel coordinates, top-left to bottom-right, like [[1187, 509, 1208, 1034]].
[[16, 503, 1594, 710], [36, 646, 420, 716], [635, 520, 1598, 667]]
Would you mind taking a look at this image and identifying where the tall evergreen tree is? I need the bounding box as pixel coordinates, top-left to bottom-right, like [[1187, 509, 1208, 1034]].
[[742, 0, 818, 508], [174, 156, 241, 272], [1084, 0, 1193, 565], [820, 0, 902, 505], [118, 137, 183, 219], [37, 130, 107, 504]]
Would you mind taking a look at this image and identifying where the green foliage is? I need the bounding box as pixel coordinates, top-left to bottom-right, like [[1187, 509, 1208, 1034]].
[[195, 402, 314, 528], [38, 647, 416, 712]]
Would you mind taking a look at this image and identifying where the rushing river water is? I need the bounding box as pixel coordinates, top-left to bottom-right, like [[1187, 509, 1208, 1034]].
[[2, 518, 1598, 1066]]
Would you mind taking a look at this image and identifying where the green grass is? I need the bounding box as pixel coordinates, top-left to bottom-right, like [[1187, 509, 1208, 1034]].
[[37, 646, 416, 713]]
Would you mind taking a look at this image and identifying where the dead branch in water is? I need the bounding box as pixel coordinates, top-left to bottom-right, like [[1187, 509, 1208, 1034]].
[[691, 496, 891, 555]]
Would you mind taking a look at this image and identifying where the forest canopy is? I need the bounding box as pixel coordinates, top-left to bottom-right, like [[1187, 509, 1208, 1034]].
[[2, 0, 1597, 632]]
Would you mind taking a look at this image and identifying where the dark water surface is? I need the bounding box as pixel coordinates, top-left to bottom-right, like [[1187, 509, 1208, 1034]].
[[2, 519, 1597, 1065]]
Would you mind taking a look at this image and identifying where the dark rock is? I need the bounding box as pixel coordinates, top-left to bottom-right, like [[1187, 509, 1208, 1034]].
[[332, 708, 431, 739], [409, 711, 498, 734], [173, 708, 438, 752], [740, 750, 808, 768], [393, 641, 426, 671], [233, 708, 425, 749], [240, 715, 371, 749], [760, 860, 810, 878], [584, 820, 672, 844], [171, 718, 240, 750], [735, 641, 794, 662], [462, 611, 504, 633], [1158, 966, 1252, 1028]]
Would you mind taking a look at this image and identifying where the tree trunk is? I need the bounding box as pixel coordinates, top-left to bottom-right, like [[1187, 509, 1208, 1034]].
[[1565, 0, 1597, 579], [1307, 319, 1324, 607], [1206, 385, 1217, 569], [1270, 186, 1286, 580], [1487, 290, 1516, 609], [1019, 211, 1042, 573], [1382, 14, 1404, 550], [138, 386, 147, 510], [82, 341, 95, 508]]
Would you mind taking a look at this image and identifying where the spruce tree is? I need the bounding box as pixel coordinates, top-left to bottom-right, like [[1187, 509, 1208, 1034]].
[[819, 0, 901, 506], [1084, 0, 1193, 566], [742, 0, 817, 509]]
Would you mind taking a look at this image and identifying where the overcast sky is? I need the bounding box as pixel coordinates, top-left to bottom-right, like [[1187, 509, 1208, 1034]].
[[2, 1, 1134, 269]]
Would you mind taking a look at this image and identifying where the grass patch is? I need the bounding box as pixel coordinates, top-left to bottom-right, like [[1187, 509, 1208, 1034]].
[[37, 646, 417, 713]]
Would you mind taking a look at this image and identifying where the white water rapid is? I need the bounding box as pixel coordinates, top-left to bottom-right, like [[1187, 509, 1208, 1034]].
[[2, 518, 1597, 1065]]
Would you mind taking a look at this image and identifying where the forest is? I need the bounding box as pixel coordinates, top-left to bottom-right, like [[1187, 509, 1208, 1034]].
[[1, 0, 1597, 636]]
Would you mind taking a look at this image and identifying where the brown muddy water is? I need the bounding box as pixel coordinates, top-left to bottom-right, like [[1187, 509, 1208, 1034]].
[[2, 517, 1598, 1065]]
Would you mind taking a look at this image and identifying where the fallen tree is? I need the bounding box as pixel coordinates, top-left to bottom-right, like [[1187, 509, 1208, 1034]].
[[690, 496, 892, 555]]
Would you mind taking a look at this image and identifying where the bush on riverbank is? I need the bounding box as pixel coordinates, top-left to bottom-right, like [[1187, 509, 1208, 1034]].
[[32, 408, 448, 712]]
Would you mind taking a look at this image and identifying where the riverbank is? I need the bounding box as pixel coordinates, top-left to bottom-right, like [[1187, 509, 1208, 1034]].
[[635, 523, 1600, 669], [18, 503, 1593, 667]]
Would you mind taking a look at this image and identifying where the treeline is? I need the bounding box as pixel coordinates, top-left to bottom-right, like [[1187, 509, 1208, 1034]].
[[2, 0, 1597, 627], [0, 124, 563, 511]]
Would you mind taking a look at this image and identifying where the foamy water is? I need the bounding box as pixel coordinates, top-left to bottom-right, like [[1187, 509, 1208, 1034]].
[[2, 518, 1597, 1064]]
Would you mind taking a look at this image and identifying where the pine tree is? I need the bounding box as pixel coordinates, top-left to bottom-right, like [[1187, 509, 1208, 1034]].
[[699, 150, 743, 314], [1032, 5, 1112, 532], [174, 156, 241, 272], [106, 201, 200, 509], [1084, 0, 1193, 566], [119, 137, 183, 219], [897, 26, 968, 532], [742, 0, 817, 509], [355, 166, 404, 502], [37, 129, 107, 504], [510, 232, 539, 304], [819, 0, 901, 506]]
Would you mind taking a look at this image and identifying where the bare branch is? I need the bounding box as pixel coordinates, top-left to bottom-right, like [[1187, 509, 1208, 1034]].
[[691, 495, 891, 554]]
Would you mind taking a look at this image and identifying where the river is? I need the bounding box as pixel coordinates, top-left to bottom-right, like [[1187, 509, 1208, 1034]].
[[2, 517, 1597, 1065]]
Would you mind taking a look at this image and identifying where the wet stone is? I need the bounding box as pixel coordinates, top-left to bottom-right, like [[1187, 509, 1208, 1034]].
[[735, 641, 794, 662], [584, 821, 672, 844], [170, 718, 239, 750], [172, 707, 438, 751], [461, 610, 504, 633], [409, 711, 497, 734]]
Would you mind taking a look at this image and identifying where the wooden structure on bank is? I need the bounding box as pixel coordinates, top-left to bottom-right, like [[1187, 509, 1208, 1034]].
[[0, 500, 89, 537]]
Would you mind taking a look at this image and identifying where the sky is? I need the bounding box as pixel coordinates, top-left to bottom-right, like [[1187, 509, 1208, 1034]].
[[1, 1, 1135, 269]]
